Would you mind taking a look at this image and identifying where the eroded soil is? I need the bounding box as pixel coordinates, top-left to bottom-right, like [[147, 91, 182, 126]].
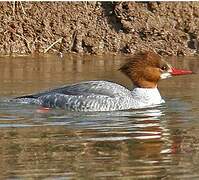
[[0, 2, 199, 56]]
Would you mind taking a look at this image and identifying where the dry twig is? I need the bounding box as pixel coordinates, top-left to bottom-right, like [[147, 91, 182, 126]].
[[19, 1, 27, 16], [12, 1, 15, 17], [44, 37, 63, 53], [13, 32, 32, 53]]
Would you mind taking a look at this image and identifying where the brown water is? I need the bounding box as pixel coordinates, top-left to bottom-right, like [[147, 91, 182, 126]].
[[0, 54, 198, 179]]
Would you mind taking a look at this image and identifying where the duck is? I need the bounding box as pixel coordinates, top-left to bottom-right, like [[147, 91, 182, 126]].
[[14, 51, 193, 111]]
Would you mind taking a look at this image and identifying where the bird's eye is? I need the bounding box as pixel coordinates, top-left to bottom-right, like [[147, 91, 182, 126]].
[[161, 66, 167, 71]]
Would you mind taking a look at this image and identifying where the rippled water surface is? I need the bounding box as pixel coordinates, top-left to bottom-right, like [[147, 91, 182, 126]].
[[0, 54, 198, 179]]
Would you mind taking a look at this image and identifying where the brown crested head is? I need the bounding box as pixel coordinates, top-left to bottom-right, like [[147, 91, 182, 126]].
[[119, 51, 171, 88]]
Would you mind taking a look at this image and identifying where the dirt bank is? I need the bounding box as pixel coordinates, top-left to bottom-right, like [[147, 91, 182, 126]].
[[0, 2, 199, 56]]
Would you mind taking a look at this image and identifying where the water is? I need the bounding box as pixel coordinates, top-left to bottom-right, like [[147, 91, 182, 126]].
[[0, 54, 198, 179]]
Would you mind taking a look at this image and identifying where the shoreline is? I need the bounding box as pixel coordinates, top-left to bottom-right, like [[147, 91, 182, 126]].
[[0, 2, 199, 56]]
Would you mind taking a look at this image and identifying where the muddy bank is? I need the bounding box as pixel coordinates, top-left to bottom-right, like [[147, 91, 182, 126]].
[[0, 2, 199, 56]]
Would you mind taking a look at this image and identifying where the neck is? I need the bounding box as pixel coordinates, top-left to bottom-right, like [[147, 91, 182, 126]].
[[134, 80, 158, 88]]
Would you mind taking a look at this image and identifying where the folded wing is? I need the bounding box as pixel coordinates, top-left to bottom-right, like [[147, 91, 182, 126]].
[[16, 80, 130, 99]]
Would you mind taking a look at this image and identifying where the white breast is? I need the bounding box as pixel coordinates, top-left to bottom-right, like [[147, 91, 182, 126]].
[[129, 87, 165, 109]]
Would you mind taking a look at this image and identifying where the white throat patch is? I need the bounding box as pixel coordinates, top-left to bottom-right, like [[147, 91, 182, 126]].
[[160, 72, 172, 79]]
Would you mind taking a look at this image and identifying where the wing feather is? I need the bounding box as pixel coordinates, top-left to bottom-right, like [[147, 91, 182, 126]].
[[16, 81, 130, 99]]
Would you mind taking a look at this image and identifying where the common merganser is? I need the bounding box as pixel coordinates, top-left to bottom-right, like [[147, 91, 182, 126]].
[[14, 51, 193, 111]]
